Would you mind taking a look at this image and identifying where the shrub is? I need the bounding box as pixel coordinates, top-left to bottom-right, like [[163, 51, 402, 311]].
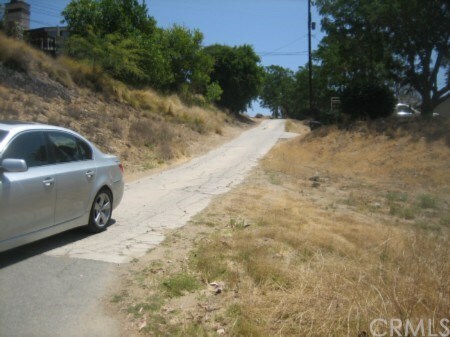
[[341, 82, 395, 120]]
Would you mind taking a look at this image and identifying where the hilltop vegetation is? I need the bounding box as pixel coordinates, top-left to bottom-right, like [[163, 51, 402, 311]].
[[0, 33, 246, 173], [61, 0, 263, 114]]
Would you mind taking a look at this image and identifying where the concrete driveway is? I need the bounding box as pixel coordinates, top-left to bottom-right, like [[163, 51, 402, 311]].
[[0, 119, 298, 336]]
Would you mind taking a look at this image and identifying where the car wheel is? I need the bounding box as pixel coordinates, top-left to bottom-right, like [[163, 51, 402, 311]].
[[88, 189, 112, 233]]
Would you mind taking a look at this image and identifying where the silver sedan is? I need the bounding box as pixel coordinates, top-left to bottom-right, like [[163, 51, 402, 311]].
[[0, 121, 124, 252]]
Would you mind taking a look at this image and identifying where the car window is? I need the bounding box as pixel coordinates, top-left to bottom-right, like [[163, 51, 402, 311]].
[[0, 130, 7, 143], [47, 132, 93, 163], [2, 131, 49, 167], [397, 105, 412, 113]]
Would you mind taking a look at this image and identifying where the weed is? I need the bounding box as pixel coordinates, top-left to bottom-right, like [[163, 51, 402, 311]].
[[162, 273, 200, 297], [129, 119, 174, 148], [389, 203, 416, 219], [191, 238, 229, 283], [127, 295, 165, 318], [229, 218, 247, 230], [111, 291, 128, 303], [66, 105, 83, 119], [109, 119, 125, 138], [439, 213, 450, 227], [386, 191, 408, 202], [417, 194, 440, 209]]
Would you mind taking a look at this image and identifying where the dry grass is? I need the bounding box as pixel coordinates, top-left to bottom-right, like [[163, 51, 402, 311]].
[[285, 119, 307, 133], [213, 120, 449, 336], [116, 119, 449, 336], [271, 118, 450, 190], [0, 33, 73, 88], [0, 33, 237, 174]]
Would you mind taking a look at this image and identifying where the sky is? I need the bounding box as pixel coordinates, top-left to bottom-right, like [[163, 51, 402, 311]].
[[13, 0, 325, 115]]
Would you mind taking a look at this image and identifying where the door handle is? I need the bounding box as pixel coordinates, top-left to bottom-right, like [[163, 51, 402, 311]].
[[43, 177, 55, 187], [85, 170, 95, 179]]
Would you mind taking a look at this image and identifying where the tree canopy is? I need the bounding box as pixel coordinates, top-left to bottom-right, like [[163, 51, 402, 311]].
[[205, 44, 263, 114], [62, 0, 267, 110], [315, 0, 450, 115], [62, 0, 217, 99], [62, 0, 156, 37], [259, 65, 295, 118]]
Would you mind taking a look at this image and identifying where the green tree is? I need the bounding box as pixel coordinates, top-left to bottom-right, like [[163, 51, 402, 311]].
[[341, 82, 395, 120], [63, 2, 214, 95], [137, 29, 173, 90], [63, 1, 177, 89], [205, 44, 264, 114], [382, 0, 450, 115], [205, 82, 223, 104], [65, 29, 147, 84], [260, 65, 295, 118], [62, 0, 155, 37], [159, 25, 213, 93], [315, 0, 450, 116]]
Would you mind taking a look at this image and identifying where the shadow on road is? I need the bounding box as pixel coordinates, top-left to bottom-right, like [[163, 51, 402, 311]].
[[0, 220, 116, 268]]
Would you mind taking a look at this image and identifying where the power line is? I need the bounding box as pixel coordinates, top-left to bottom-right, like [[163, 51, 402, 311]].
[[31, 8, 62, 19], [259, 34, 308, 56], [257, 51, 309, 57]]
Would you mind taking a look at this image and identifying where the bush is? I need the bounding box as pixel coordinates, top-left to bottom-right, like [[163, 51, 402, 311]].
[[341, 82, 394, 120]]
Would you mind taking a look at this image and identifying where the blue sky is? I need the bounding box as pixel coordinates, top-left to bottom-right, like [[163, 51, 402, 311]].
[[21, 0, 324, 115]]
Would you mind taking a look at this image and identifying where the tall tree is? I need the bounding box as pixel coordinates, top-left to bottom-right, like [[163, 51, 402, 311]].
[[205, 44, 263, 114], [383, 0, 450, 115], [315, 0, 449, 115], [260, 65, 295, 118], [62, 0, 156, 37], [159, 25, 213, 93], [62, 1, 212, 93]]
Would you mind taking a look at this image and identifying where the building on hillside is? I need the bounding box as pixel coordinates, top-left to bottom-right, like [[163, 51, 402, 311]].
[[3, 0, 69, 55], [26, 27, 69, 56], [4, 0, 30, 31]]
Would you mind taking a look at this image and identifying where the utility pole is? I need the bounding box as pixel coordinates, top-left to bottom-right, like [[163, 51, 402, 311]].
[[308, 0, 313, 112]]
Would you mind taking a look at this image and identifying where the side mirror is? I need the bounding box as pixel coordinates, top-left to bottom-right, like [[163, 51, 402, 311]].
[[1, 159, 28, 173]]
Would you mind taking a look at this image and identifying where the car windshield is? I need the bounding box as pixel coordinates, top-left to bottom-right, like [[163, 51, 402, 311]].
[[0, 130, 7, 143]]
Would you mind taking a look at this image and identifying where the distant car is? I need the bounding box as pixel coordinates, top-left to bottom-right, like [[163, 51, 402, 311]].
[[395, 103, 420, 117], [0, 121, 124, 252]]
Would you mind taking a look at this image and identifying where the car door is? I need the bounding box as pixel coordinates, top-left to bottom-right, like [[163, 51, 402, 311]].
[[0, 131, 56, 242], [46, 131, 97, 225]]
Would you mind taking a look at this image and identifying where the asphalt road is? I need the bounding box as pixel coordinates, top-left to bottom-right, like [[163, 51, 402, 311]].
[[0, 119, 298, 337]]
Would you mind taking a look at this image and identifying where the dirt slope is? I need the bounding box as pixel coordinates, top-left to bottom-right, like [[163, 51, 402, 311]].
[[0, 34, 246, 175]]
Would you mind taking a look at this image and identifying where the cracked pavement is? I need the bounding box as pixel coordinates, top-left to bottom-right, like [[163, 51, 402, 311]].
[[46, 119, 297, 263], [0, 119, 297, 337]]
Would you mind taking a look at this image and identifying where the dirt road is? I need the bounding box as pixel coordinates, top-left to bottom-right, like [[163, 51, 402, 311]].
[[0, 119, 298, 336]]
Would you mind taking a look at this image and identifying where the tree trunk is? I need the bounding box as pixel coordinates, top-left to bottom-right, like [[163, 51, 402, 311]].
[[420, 90, 434, 117]]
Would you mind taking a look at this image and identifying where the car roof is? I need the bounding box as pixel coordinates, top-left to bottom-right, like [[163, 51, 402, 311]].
[[0, 121, 102, 155], [0, 121, 70, 133]]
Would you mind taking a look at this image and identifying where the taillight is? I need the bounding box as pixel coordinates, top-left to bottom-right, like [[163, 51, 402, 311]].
[[118, 163, 124, 174]]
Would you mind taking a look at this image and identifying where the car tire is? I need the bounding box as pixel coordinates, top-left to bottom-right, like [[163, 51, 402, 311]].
[[87, 189, 112, 233]]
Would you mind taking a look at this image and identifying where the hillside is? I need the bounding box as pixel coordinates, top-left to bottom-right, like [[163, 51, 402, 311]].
[[0, 34, 245, 174], [112, 118, 450, 336]]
